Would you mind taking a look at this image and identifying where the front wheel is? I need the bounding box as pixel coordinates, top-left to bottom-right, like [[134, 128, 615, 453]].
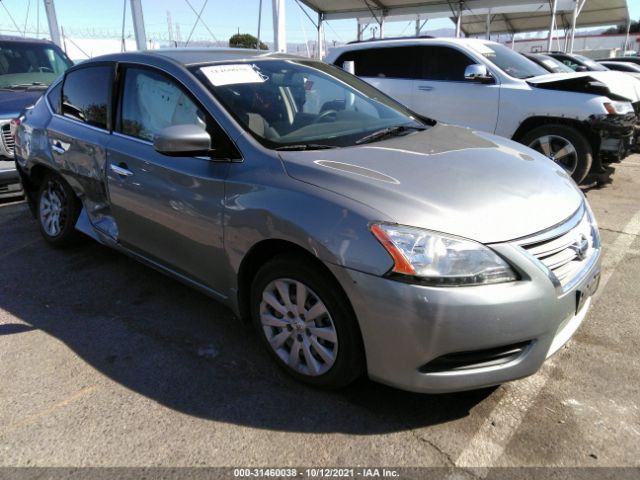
[[37, 172, 82, 247], [250, 255, 365, 389], [521, 124, 592, 184]]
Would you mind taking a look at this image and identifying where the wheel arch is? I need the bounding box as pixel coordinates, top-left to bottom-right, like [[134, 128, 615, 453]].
[[512, 116, 598, 153], [236, 239, 356, 325]]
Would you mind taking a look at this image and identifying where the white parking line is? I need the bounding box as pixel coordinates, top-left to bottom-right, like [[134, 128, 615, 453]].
[[455, 208, 640, 470]]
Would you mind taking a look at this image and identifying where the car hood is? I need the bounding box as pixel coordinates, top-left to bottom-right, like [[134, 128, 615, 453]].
[[0, 90, 43, 118], [279, 124, 584, 244], [527, 71, 640, 102]]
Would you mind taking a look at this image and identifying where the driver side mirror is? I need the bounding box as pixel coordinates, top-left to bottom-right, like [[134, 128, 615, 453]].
[[464, 64, 494, 83], [153, 124, 211, 156]]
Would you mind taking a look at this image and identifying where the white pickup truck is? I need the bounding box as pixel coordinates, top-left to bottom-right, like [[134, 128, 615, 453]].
[[327, 38, 638, 184]]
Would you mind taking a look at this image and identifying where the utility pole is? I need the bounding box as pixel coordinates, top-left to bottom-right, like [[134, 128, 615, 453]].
[[176, 23, 182, 47], [43, 0, 62, 47], [167, 11, 174, 46], [130, 0, 147, 51]]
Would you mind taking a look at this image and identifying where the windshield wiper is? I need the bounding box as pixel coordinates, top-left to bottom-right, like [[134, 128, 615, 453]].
[[275, 144, 337, 151], [355, 124, 426, 145]]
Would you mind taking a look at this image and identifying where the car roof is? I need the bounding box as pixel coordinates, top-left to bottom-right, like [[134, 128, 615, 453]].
[[0, 35, 58, 47], [84, 48, 307, 67], [328, 36, 502, 54]]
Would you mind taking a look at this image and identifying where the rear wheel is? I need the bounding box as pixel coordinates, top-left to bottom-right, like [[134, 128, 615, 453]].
[[521, 124, 592, 184], [37, 172, 81, 247], [250, 254, 364, 389]]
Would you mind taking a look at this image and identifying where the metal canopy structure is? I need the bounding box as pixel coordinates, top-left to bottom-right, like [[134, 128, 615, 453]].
[[458, 0, 629, 36], [298, 0, 631, 56]]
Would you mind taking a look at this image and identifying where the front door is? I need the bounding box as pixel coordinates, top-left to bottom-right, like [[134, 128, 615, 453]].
[[106, 66, 236, 295], [410, 46, 500, 133]]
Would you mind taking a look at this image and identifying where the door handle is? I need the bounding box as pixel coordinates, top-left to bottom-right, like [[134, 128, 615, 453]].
[[51, 140, 68, 154], [418, 85, 434, 92], [110, 163, 134, 177]]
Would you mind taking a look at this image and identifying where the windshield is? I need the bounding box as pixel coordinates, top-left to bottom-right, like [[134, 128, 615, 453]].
[[193, 59, 427, 148], [0, 43, 72, 89], [536, 55, 574, 73], [572, 54, 609, 71], [469, 42, 548, 79]]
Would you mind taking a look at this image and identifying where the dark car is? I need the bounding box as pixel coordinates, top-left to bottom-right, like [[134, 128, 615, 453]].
[[521, 52, 574, 73], [0, 36, 72, 199], [546, 52, 609, 72]]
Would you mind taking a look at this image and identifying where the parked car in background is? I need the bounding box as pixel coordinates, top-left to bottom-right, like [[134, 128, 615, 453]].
[[327, 38, 638, 185], [15, 49, 601, 393], [596, 56, 640, 67], [546, 52, 609, 72], [0, 35, 72, 199], [598, 61, 640, 79], [522, 52, 574, 73]]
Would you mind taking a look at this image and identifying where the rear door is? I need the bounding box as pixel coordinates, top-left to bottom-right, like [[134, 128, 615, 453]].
[[335, 46, 420, 107], [411, 45, 500, 133], [46, 63, 117, 235], [106, 65, 238, 295]]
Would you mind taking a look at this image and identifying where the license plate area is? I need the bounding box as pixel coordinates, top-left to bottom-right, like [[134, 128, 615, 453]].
[[576, 271, 600, 314]]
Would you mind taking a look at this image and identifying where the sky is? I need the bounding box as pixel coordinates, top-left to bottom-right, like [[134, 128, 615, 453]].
[[1, 0, 639, 48]]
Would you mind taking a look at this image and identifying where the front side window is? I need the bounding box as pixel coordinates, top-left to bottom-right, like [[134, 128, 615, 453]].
[[62, 65, 113, 129], [119, 68, 207, 142], [468, 42, 548, 79], [421, 46, 474, 81], [0, 43, 72, 89], [194, 60, 426, 149]]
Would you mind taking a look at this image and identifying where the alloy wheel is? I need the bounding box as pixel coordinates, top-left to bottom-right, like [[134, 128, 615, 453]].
[[259, 278, 338, 376], [39, 179, 68, 237], [528, 134, 579, 175]]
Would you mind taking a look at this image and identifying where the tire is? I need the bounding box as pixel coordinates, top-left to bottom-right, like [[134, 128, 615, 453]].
[[250, 254, 365, 389], [520, 124, 593, 184], [37, 172, 82, 247]]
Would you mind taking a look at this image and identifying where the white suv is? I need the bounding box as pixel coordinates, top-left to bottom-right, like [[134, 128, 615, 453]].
[[327, 38, 638, 184]]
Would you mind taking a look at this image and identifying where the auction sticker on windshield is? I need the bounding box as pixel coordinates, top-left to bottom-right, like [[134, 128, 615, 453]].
[[200, 64, 267, 86]]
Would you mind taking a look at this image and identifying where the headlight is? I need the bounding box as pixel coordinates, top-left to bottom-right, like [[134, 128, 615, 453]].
[[371, 224, 518, 286], [603, 101, 634, 115]]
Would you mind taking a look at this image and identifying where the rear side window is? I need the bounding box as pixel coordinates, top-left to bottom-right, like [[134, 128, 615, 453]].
[[61, 65, 113, 129], [421, 46, 474, 81], [335, 47, 420, 79], [47, 82, 62, 114]]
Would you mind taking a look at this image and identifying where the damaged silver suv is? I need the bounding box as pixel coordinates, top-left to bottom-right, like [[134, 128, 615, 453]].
[[15, 49, 600, 393]]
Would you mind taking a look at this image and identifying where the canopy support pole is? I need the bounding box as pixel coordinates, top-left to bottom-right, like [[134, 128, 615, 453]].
[[317, 12, 324, 59], [256, 0, 263, 49], [485, 10, 491, 40], [272, 0, 286, 52], [455, 1, 462, 38], [43, 0, 61, 47], [547, 0, 557, 53], [130, 0, 147, 50], [623, 19, 631, 55]]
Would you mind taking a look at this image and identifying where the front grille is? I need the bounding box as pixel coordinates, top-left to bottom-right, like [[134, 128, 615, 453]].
[[519, 209, 598, 289], [1, 124, 14, 157]]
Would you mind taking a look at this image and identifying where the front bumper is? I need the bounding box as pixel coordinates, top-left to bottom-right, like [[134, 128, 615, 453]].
[[329, 240, 601, 394], [589, 113, 636, 162]]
